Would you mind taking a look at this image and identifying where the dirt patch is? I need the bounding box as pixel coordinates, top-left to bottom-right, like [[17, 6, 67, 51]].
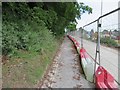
[[2, 55, 9, 65]]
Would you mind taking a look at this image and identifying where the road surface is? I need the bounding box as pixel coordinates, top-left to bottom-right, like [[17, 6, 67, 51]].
[[40, 37, 95, 88]]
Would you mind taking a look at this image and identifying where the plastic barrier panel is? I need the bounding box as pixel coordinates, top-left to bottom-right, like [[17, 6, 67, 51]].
[[81, 58, 87, 77], [104, 68, 118, 89], [95, 66, 118, 89], [80, 48, 94, 82], [85, 62, 94, 82], [95, 66, 107, 89]]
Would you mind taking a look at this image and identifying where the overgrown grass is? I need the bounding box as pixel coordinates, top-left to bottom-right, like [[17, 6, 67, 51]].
[[2, 29, 61, 88], [2, 41, 60, 88]]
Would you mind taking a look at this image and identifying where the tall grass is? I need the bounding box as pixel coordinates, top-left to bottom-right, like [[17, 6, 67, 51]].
[[2, 20, 60, 88]]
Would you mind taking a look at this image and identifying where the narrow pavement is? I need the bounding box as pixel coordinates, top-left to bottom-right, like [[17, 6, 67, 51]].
[[41, 37, 95, 88]]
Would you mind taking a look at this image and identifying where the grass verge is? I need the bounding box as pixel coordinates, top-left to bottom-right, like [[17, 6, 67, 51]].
[[2, 37, 63, 88]]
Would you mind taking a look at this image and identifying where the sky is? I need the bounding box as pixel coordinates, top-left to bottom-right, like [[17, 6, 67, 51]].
[[76, 0, 120, 31]]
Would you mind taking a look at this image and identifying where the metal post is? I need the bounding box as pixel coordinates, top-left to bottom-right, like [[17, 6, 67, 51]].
[[94, 19, 101, 82], [100, 0, 103, 39], [98, 19, 101, 66]]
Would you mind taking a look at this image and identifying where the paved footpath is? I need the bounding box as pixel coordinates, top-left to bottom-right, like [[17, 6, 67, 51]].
[[41, 37, 95, 88]]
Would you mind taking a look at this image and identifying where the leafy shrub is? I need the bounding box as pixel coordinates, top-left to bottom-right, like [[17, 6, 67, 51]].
[[100, 37, 118, 47], [2, 2, 92, 56], [2, 19, 57, 56]]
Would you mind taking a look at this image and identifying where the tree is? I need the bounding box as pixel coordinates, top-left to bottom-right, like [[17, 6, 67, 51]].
[[2, 2, 92, 55], [66, 22, 76, 31]]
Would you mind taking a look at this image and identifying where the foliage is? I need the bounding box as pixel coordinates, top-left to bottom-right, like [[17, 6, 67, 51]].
[[66, 23, 76, 31], [2, 2, 92, 56], [100, 37, 118, 47]]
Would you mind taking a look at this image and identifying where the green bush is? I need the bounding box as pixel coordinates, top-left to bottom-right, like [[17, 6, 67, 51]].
[[2, 19, 57, 56], [100, 37, 118, 47], [2, 2, 92, 57]]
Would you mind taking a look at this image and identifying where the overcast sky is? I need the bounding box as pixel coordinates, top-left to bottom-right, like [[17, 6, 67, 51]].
[[76, 0, 120, 31]]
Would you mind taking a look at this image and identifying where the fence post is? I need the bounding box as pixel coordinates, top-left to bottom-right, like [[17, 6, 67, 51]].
[[94, 19, 101, 82], [98, 19, 101, 66]]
